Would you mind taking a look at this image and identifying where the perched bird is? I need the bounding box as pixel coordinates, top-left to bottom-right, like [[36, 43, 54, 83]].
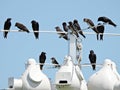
[[98, 16, 117, 27], [89, 50, 97, 70], [83, 18, 99, 33], [97, 23, 105, 40], [68, 21, 79, 37], [3, 18, 12, 38], [55, 26, 69, 40], [15, 22, 30, 33], [62, 22, 69, 32], [39, 52, 46, 70], [31, 20, 39, 39], [51, 57, 60, 68], [73, 19, 86, 38]]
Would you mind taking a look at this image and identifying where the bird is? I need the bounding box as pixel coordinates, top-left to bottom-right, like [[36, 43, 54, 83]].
[[15, 22, 30, 33], [55, 26, 69, 40], [51, 57, 60, 68], [62, 22, 69, 32], [39, 52, 46, 70], [96, 23, 105, 40], [98, 16, 117, 27], [73, 19, 86, 38], [68, 21, 79, 37], [89, 50, 97, 70], [31, 20, 39, 39], [3, 18, 12, 38], [83, 18, 99, 33]]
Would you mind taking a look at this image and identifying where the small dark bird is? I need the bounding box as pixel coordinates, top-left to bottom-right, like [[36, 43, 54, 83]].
[[51, 57, 60, 68], [62, 22, 69, 32], [73, 19, 86, 38], [15, 22, 30, 33], [31, 20, 39, 39], [39, 52, 46, 70], [97, 23, 105, 40], [83, 18, 99, 33], [68, 21, 79, 37], [55, 26, 69, 40], [89, 50, 97, 70], [98, 16, 117, 27], [3, 18, 11, 38]]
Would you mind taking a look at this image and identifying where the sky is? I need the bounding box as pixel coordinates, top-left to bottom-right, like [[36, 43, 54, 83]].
[[0, 0, 120, 89]]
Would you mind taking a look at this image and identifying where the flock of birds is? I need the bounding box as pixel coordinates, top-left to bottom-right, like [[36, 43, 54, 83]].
[[2, 16, 117, 40], [2, 16, 117, 70], [55, 16, 117, 40], [3, 18, 39, 39], [39, 50, 96, 71]]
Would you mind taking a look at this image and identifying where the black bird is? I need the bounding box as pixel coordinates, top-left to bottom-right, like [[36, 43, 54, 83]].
[[97, 23, 105, 40], [62, 22, 69, 32], [98, 16, 117, 27], [73, 19, 86, 38], [39, 52, 46, 70], [51, 57, 60, 68], [83, 18, 99, 33], [15, 22, 30, 33], [68, 21, 79, 37], [89, 50, 97, 70], [31, 20, 39, 39], [3, 18, 11, 38], [55, 26, 69, 40]]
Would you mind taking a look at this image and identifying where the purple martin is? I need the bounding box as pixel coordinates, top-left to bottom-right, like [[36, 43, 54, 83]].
[[15, 22, 30, 33], [55, 26, 69, 40], [51, 57, 60, 68], [39, 52, 46, 70], [3, 18, 11, 38], [31, 20, 39, 39], [98, 16, 117, 27], [73, 19, 86, 38], [89, 50, 97, 70], [68, 21, 79, 37], [62, 22, 69, 32], [97, 23, 105, 40], [83, 18, 99, 33]]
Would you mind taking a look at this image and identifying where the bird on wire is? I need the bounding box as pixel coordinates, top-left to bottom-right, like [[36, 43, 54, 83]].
[[98, 16, 117, 27], [3, 18, 12, 38], [51, 57, 60, 68], [31, 20, 39, 39], [15, 22, 30, 33], [68, 21, 79, 37], [39, 52, 46, 70], [62, 22, 69, 32], [73, 19, 86, 38], [89, 50, 97, 70], [96, 23, 105, 40], [55, 26, 69, 40], [83, 18, 99, 34]]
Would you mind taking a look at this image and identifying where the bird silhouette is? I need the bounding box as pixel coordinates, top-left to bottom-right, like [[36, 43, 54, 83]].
[[55, 26, 69, 40], [31, 20, 39, 39], [83, 18, 99, 33], [62, 22, 69, 32], [3, 18, 11, 38], [98, 16, 117, 27], [73, 19, 86, 38], [39, 52, 46, 70], [68, 21, 79, 37], [51, 57, 60, 68], [89, 50, 97, 70], [15, 22, 30, 33], [97, 23, 105, 40]]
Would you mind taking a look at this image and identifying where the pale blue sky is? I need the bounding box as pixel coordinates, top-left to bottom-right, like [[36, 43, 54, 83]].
[[0, 0, 120, 88]]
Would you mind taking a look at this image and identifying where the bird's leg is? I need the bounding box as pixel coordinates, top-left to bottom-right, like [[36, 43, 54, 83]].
[[18, 29, 24, 32]]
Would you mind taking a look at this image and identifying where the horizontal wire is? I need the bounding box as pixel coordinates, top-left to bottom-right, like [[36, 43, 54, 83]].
[[1, 30, 120, 36]]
